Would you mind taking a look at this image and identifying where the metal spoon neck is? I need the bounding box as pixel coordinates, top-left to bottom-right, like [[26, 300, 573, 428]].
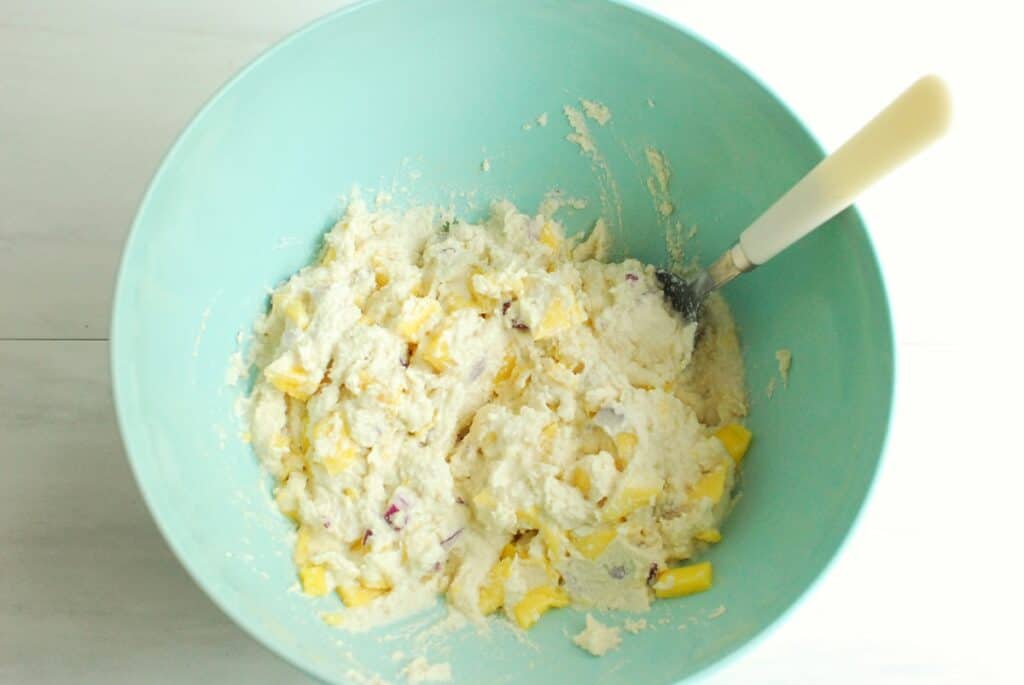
[[702, 243, 756, 298]]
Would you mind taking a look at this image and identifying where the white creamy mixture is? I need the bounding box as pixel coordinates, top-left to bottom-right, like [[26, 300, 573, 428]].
[[247, 199, 750, 632], [573, 614, 622, 656]]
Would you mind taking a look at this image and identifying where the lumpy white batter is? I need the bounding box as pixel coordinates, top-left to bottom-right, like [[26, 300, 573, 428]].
[[247, 199, 749, 630]]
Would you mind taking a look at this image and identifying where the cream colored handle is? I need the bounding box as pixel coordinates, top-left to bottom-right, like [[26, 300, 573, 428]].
[[737, 75, 952, 266]]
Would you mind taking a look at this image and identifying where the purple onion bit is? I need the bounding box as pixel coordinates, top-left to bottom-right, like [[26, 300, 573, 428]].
[[511, 320, 529, 331], [383, 493, 412, 530], [646, 563, 660, 586], [441, 528, 464, 549], [625, 273, 639, 282]]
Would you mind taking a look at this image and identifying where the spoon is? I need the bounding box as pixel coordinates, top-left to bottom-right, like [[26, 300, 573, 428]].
[[657, 75, 952, 322]]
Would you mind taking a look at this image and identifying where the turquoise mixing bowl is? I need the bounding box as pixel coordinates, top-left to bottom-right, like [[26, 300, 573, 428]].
[[111, 0, 893, 682]]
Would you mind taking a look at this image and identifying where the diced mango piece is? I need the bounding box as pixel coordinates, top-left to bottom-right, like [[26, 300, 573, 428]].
[[321, 612, 344, 627], [312, 416, 360, 475], [373, 263, 390, 288], [570, 467, 591, 497], [265, 364, 312, 401], [690, 467, 727, 504], [539, 524, 563, 560], [473, 489, 497, 510], [396, 297, 441, 341], [420, 329, 454, 372], [538, 223, 561, 251], [715, 424, 752, 463], [360, 575, 392, 591], [512, 586, 569, 629], [338, 583, 388, 608], [300, 564, 329, 596], [478, 557, 512, 615], [442, 290, 476, 311], [695, 529, 722, 544], [322, 452, 355, 475], [534, 297, 571, 340], [282, 297, 311, 329], [601, 485, 662, 522], [569, 527, 617, 560], [294, 526, 312, 565], [614, 432, 638, 469], [275, 488, 300, 522], [494, 352, 516, 383], [516, 509, 540, 529], [653, 562, 713, 599]]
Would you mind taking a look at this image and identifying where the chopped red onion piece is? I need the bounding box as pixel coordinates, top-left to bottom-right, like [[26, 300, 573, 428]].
[[646, 563, 659, 586], [441, 528, 464, 549], [625, 273, 639, 282], [384, 493, 412, 530]]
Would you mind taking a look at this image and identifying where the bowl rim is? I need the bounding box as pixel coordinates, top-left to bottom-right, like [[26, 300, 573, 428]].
[[109, 1, 896, 683]]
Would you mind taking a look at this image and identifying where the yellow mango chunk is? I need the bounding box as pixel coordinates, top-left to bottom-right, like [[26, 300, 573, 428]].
[[420, 329, 454, 372], [512, 586, 569, 629], [294, 526, 313, 565], [321, 612, 344, 627], [601, 485, 661, 522], [569, 527, 617, 560], [473, 489, 497, 510], [715, 424, 752, 463], [265, 364, 311, 401], [478, 557, 513, 615], [282, 297, 311, 329], [534, 297, 570, 340], [538, 524, 563, 561], [653, 562, 713, 599], [538, 223, 561, 251], [695, 529, 722, 544], [690, 467, 727, 504], [299, 564, 328, 596], [516, 509, 540, 529], [442, 289, 477, 311], [396, 297, 441, 341], [372, 260, 390, 288], [570, 467, 591, 498], [614, 432, 638, 469], [494, 352, 516, 383], [360, 575, 392, 591], [274, 488, 299, 522], [337, 583, 388, 608], [312, 416, 360, 475]]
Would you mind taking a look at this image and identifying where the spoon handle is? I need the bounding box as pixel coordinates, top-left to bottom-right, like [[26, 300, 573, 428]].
[[735, 75, 951, 268]]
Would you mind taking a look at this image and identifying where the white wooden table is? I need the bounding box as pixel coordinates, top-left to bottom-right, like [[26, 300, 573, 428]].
[[2, 2, 1021, 683]]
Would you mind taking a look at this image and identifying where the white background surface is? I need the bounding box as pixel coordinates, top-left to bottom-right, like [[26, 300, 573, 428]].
[[2, 1, 1022, 683]]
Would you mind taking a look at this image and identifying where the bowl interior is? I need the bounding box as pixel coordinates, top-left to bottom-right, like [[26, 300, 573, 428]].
[[112, 0, 893, 682]]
